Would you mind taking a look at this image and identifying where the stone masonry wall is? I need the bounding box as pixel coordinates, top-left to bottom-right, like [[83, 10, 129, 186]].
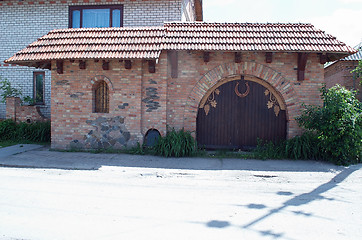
[[0, 0, 182, 119], [50, 51, 324, 149]]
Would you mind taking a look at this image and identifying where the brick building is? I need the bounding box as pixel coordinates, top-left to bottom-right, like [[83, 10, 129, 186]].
[[324, 42, 362, 101], [6, 22, 355, 150], [0, 0, 201, 118]]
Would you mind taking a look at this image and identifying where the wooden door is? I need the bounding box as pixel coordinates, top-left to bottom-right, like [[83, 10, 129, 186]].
[[196, 78, 286, 150]]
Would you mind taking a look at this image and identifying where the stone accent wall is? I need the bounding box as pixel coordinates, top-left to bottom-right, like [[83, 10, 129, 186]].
[[325, 61, 362, 101], [50, 51, 324, 149], [6, 97, 48, 123], [0, 0, 183, 119]]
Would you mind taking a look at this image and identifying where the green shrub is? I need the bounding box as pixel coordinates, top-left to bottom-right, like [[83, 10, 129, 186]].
[[296, 85, 362, 165], [284, 132, 324, 160], [154, 128, 196, 157], [254, 132, 324, 160], [0, 119, 50, 143], [0, 119, 17, 140]]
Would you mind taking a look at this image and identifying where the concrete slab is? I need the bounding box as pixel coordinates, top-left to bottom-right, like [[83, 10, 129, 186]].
[[0, 144, 44, 158]]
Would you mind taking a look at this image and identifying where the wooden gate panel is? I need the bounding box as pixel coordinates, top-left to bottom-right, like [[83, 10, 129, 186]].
[[197, 79, 286, 149]]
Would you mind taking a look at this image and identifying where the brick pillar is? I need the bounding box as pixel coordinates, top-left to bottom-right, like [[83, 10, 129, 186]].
[[6, 97, 21, 121]]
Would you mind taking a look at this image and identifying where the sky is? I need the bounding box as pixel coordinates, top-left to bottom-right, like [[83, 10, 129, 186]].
[[203, 0, 362, 48]]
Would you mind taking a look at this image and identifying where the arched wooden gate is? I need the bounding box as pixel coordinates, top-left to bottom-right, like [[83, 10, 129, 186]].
[[196, 76, 287, 150]]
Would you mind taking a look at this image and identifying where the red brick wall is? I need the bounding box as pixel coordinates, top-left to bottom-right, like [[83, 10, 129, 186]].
[[325, 61, 362, 101], [51, 51, 325, 149], [6, 97, 47, 123]]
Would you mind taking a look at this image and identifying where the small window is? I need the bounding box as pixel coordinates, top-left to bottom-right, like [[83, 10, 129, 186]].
[[69, 5, 123, 28], [94, 80, 109, 113], [33, 72, 45, 105]]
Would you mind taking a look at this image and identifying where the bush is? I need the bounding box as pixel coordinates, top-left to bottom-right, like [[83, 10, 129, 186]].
[[154, 128, 196, 157], [296, 85, 362, 165], [0, 119, 17, 140], [0, 119, 50, 143], [254, 132, 323, 160]]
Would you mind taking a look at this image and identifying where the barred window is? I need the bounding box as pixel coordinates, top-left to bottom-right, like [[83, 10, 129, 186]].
[[94, 80, 109, 113]]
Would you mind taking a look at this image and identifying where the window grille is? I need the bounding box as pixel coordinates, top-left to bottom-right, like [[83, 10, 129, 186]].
[[94, 81, 109, 113]]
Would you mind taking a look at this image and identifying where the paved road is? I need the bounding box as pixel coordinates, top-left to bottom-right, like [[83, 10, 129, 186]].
[[0, 146, 361, 240]]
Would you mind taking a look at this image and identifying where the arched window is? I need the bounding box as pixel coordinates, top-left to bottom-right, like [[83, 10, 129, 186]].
[[94, 80, 109, 113]]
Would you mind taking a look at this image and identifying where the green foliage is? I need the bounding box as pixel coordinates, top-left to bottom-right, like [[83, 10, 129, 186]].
[[0, 119, 50, 142], [351, 60, 362, 82], [254, 132, 325, 160], [154, 128, 196, 157], [125, 142, 145, 155], [0, 119, 17, 140], [296, 85, 362, 165], [23, 96, 35, 105], [0, 78, 22, 103], [284, 132, 324, 160]]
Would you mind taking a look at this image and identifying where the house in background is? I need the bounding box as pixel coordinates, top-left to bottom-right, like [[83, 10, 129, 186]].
[[324, 42, 362, 101], [0, 0, 202, 119], [6, 21, 355, 150]]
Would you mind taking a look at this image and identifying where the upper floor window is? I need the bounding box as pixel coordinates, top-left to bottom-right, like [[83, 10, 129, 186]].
[[33, 72, 45, 105], [69, 5, 123, 28]]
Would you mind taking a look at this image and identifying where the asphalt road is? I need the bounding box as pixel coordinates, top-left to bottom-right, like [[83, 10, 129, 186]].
[[0, 146, 361, 240]]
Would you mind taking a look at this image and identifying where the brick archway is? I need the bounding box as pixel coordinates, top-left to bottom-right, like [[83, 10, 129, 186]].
[[90, 75, 114, 92], [183, 61, 299, 138]]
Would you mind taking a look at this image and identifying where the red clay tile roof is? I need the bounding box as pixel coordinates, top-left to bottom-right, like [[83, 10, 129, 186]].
[[5, 22, 356, 66], [6, 27, 165, 64], [164, 22, 355, 53]]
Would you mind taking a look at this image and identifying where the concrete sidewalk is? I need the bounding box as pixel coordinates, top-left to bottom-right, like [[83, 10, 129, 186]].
[[0, 144, 352, 172], [0, 144, 44, 158]]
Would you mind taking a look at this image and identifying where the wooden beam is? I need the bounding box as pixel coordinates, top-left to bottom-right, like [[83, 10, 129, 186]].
[[34, 62, 41, 68], [148, 60, 156, 73], [203, 52, 210, 63], [235, 52, 242, 63], [319, 54, 328, 64], [102, 60, 109, 70], [56, 60, 63, 74], [168, 50, 178, 78], [297, 53, 308, 81], [265, 52, 273, 63], [79, 60, 86, 69], [125, 60, 132, 70], [40, 62, 51, 70]]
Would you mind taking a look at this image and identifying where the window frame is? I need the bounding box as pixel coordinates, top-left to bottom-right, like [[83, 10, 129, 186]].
[[33, 71, 45, 105], [69, 5, 124, 28], [93, 80, 109, 113]]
